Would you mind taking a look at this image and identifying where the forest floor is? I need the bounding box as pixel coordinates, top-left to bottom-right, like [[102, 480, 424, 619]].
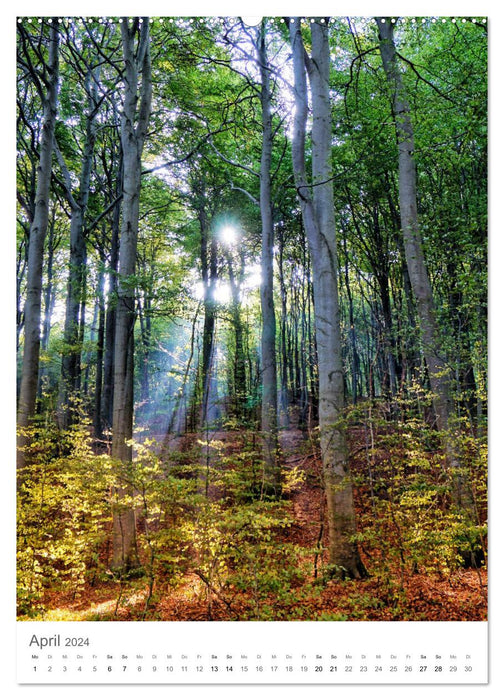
[[35, 425, 487, 622]]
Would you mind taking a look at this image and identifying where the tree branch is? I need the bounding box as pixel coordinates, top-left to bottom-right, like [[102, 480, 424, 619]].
[[141, 123, 232, 175], [84, 195, 123, 236], [396, 51, 458, 104], [208, 140, 259, 178], [229, 184, 259, 206]]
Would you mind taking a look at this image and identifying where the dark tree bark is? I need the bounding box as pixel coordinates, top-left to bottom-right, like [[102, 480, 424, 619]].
[[58, 68, 99, 428], [93, 254, 106, 440]]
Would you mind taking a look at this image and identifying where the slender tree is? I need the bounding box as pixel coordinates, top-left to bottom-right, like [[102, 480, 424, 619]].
[[257, 20, 279, 489], [111, 17, 152, 573], [375, 18, 473, 514], [375, 18, 451, 426]]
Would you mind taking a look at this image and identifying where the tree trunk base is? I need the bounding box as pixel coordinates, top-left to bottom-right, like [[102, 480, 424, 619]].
[[325, 555, 368, 582]]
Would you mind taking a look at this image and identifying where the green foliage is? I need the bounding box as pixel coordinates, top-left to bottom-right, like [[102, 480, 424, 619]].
[[17, 421, 114, 616], [351, 402, 487, 580], [17, 424, 195, 618], [189, 498, 312, 620], [175, 437, 314, 619], [17, 423, 316, 621]]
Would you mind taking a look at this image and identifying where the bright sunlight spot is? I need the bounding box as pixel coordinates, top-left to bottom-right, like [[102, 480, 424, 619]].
[[213, 282, 232, 304], [220, 225, 238, 246]]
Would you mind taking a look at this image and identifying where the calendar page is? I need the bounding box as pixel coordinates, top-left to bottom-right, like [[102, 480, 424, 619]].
[[12, 0, 493, 693]]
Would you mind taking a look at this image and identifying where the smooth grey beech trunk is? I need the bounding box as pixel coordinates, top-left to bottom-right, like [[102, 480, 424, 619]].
[[258, 21, 279, 490], [289, 18, 366, 578], [375, 18, 450, 427], [111, 18, 152, 573], [17, 21, 59, 481], [376, 18, 473, 514]]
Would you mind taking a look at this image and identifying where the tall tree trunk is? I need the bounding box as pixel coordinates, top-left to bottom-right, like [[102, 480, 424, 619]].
[[17, 20, 59, 482], [111, 17, 152, 573], [257, 21, 279, 489], [376, 18, 450, 427], [376, 18, 472, 514], [306, 265, 318, 424], [386, 182, 420, 390], [289, 18, 366, 579], [59, 203, 87, 424], [82, 284, 97, 398]]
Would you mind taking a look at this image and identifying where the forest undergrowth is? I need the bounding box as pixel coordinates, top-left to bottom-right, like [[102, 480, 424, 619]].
[[17, 401, 487, 623]]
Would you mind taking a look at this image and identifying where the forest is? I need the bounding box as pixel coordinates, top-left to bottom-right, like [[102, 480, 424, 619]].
[[16, 16, 487, 622]]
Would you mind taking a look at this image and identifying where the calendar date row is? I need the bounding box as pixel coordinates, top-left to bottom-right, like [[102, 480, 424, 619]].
[[31, 662, 474, 674]]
